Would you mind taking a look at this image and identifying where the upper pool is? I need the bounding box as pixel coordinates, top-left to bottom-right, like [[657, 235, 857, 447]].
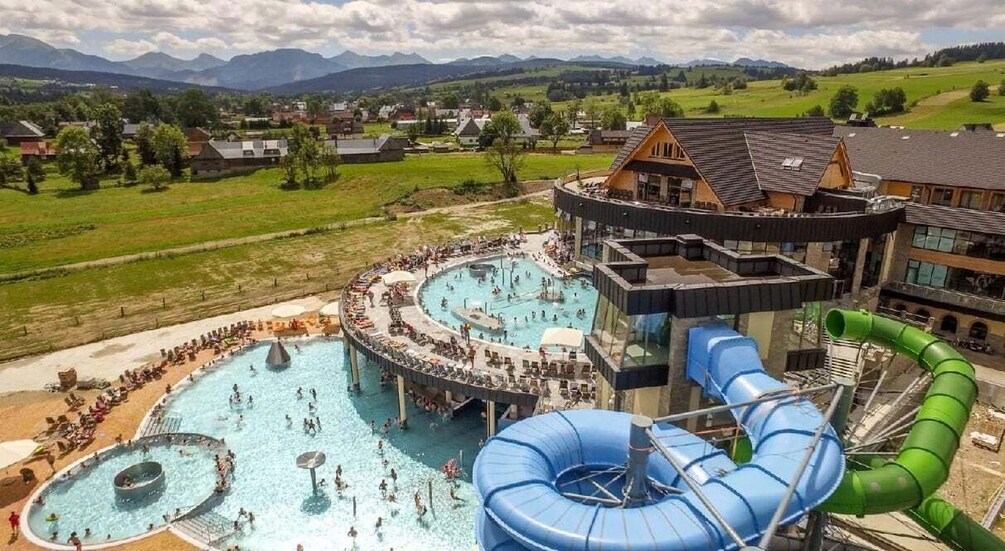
[[418, 257, 598, 349], [164, 339, 482, 550]]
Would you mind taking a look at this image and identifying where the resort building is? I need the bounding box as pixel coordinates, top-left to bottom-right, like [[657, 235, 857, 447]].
[[585, 235, 833, 421], [554, 117, 903, 300], [838, 126, 1005, 354]]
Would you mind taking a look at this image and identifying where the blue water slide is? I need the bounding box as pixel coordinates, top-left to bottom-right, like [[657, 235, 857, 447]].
[[473, 323, 845, 550]]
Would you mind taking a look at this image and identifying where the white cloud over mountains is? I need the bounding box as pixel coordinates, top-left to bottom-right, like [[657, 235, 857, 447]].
[[1, 0, 1002, 67]]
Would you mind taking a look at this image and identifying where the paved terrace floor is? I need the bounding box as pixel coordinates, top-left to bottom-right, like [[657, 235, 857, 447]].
[[355, 232, 599, 412]]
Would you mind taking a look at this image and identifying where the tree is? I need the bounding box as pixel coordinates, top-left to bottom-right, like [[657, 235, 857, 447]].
[[539, 112, 569, 151], [441, 93, 459, 110], [705, 100, 720, 114], [566, 98, 582, 126], [486, 96, 503, 111], [601, 106, 627, 130], [306, 96, 325, 123], [93, 103, 123, 171], [139, 165, 170, 191], [732, 77, 747, 90], [122, 161, 138, 185], [970, 80, 990, 102], [977, 53, 988, 64], [135, 122, 157, 166], [151, 125, 188, 177], [123, 89, 161, 123], [319, 144, 341, 183], [26, 172, 38, 194], [865, 87, 907, 115], [828, 85, 859, 118], [583, 99, 601, 129], [483, 110, 526, 190], [406, 123, 421, 143], [782, 72, 817, 94], [55, 126, 100, 189], [804, 105, 825, 117], [23, 155, 45, 183], [999, 80, 1005, 97], [528, 101, 553, 129], [0, 158, 22, 185], [936, 53, 954, 67], [175, 89, 217, 128], [637, 92, 684, 118]]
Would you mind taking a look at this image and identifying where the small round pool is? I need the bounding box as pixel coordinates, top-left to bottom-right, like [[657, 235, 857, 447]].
[[26, 437, 219, 545], [419, 256, 598, 349]]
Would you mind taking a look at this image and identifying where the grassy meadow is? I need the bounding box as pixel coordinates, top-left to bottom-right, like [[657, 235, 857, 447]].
[[0, 152, 612, 273]]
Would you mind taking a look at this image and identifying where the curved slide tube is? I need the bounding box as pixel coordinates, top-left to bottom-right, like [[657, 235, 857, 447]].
[[819, 309, 1005, 550], [473, 324, 844, 550]]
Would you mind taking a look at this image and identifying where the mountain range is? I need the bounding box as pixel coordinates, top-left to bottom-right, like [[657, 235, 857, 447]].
[[0, 33, 790, 91]]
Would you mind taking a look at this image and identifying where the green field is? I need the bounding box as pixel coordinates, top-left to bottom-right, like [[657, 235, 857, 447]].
[[0, 152, 612, 273], [466, 61, 1005, 129]]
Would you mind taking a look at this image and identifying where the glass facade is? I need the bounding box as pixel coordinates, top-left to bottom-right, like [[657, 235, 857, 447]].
[[906, 259, 1005, 299], [591, 297, 672, 368], [579, 221, 657, 261], [912, 225, 1005, 261]]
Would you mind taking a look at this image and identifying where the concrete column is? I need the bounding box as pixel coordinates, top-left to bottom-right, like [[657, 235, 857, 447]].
[[396, 375, 408, 429], [347, 343, 361, 392], [882, 223, 913, 285], [485, 400, 497, 438], [573, 216, 584, 260], [596, 375, 614, 411], [631, 386, 661, 418], [804, 242, 829, 274], [745, 309, 793, 380], [850, 237, 870, 295], [659, 316, 712, 418], [444, 390, 453, 405], [687, 387, 702, 432]]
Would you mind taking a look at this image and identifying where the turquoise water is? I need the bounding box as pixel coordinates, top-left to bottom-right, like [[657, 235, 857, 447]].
[[419, 257, 598, 349], [164, 339, 483, 550], [26, 439, 218, 543]]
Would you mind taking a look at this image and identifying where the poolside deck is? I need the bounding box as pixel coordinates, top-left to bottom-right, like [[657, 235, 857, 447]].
[[352, 232, 598, 413]]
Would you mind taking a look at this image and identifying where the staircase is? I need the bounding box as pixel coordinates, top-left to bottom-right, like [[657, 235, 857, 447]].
[[140, 415, 182, 437], [823, 332, 865, 384], [173, 511, 235, 546]]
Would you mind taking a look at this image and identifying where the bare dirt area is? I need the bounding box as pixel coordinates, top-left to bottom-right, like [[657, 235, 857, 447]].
[[385, 180, 552, 215], [939, 401, 1005, 537]]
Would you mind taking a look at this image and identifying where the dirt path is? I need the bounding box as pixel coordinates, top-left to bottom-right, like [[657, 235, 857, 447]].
[[0, 185, 554, 283]]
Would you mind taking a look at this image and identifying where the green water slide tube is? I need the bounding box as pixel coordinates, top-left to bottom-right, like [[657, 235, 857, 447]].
[[819, 309, 1005, 550]]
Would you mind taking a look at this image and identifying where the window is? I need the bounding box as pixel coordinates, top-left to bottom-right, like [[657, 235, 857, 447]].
[[959, 190, 983, 210], [906, 260, 948, 287], [970, 321, 989, 341], [915, 309, 931, 321], [910, 186, 924, 202], [939, 315, 958, 334], [991, 193, 1005, 213], [930, 187, 954, 206]]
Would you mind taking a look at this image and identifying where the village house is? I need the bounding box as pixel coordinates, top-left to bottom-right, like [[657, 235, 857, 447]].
[[324, 134, 406, 164], [190, 139, 288, 177], [0, 120, 45, 145]]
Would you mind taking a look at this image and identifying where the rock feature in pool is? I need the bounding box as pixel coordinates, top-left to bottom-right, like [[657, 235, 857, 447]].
[[266, 340, 292, 368], [113, 461, 165, 499], [452, 307, 503, 331], [468, 263, 497, 278]]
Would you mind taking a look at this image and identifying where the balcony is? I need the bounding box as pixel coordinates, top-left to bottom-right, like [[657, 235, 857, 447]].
[[883, 281, 1005, 318]]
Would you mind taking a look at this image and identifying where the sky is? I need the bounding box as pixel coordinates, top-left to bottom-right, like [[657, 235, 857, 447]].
[[1, 0, 1004, 68]]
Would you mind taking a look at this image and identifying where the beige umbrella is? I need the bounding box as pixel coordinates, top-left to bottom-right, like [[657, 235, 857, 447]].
[[540, 327, 584, 349], [381, 271, 417, 285], [271, 304, 307, 319], [0, 439, 41, 471], [319, 301, 341, 316]]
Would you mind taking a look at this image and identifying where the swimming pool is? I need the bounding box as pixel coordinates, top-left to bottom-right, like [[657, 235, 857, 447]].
[[419, 257, 598, 349], [26, 438, 219, 544], [164, 339, 482, 550]]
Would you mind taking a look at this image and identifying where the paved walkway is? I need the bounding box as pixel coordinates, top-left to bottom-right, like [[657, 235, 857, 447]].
[[355, 233, 597, 411], [0, 296, 326, 393]]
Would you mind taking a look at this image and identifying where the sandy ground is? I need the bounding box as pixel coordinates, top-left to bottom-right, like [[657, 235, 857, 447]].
[[0, 296, 325, 393]]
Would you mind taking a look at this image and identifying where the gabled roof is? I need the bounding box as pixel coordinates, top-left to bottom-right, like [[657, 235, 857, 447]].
[[610, 118, 837, 206], [323, 134, 404, 155], [0, 120, 45, 139], [745, 131, 842, 196], [835, 126, 1005, 191], [20, 141, 56, 156], [201, 139, 288, 160], [454, 118, 485, 137]]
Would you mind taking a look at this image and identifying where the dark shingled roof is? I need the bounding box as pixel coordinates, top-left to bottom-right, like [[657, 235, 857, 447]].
[[745, 131, 842, 196], [663, 117, 836, 206], [610, 125, 653, 171], [904, 203, 1005, 235], [0, 120, 44, 139], [835, 126, 1005, 191]]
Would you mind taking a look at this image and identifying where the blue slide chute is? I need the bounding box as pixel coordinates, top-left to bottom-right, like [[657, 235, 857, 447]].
[[473, 323, 845, 550]]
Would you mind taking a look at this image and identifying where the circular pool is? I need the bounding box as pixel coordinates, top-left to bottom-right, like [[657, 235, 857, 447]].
[[113, 461, 165, 499], [419, 256, 598, 349]]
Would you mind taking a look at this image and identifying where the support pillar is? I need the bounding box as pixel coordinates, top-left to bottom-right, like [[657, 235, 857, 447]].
[[659, 316, 712, 418], [347, 343, 361, 392], [573, 216, 583, 260], [396, 375, 408, 429], [624, 415, 654, 507], [850, 237, 870, 295], [444, 390, 453, 405], [486, 400, 497, 438]]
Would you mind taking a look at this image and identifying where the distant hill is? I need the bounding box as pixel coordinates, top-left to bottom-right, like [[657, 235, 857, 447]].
[[0, 34, 125, 74], [331, 50, 429, 69], [172, 49, 347, 90], [266, 63, 488, 94], [569, 55, 665, 66], [733, 57, 789, 69], [122, 52, 225, 74], [0, 63, 234, 93]]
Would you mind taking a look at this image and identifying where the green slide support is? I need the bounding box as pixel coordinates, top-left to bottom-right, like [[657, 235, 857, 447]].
[[818, 309, 1005, 550]]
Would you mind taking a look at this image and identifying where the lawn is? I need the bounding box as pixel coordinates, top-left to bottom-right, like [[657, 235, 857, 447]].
[[0, 152, 612, 273], [0, 197, 556, 359]]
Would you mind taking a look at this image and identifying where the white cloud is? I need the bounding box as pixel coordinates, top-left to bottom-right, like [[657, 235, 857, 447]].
[[1, 0, 1002, 67]]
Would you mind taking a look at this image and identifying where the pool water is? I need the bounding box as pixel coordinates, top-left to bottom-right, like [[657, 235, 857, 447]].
[[419, 257, 598, 349], [27, 440, 218, 543], [165, 339, 483, 550]]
